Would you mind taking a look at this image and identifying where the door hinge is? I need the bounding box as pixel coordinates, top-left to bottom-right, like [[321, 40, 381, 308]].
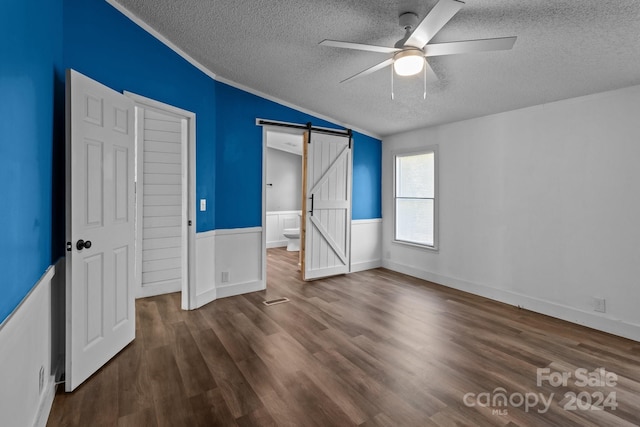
[[66, 241, 72, 252]]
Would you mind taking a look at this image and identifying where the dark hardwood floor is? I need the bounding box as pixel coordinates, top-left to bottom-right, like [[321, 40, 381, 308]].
[[48, 248, 640, 426]]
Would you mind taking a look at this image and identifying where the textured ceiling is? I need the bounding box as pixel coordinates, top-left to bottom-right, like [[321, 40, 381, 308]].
[[114, 0, 640, 137]]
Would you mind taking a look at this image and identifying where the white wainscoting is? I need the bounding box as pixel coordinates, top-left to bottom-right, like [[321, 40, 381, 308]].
[[351, 218, 382, 272], [215, 227, 265, 297], [194, 230, 217, 308], [194, 221, 380, 307], [266, 210, 300, 248], [0, 263, 59, 427], [195, 227, 265, 306]]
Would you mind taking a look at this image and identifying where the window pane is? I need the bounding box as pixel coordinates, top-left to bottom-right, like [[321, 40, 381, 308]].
[[396, 152, 434, 198], [395, 198, 434, 246]]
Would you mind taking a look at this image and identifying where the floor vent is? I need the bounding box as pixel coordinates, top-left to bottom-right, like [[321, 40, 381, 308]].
[[263, 297, 290, 306]]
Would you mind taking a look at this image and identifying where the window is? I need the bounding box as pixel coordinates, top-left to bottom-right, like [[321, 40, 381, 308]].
[[394, 148, 437, 249]]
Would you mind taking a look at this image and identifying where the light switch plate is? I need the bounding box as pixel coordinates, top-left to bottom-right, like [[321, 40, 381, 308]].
[[200, 199, 206, 211]]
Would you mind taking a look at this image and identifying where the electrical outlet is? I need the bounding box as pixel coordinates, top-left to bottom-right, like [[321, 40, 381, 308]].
[[221, 271, 229, 283], [593, 297, 606, 313], [39, 366, 45, 395]]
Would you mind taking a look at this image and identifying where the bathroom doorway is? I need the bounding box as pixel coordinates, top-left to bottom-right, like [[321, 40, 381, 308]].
[[259, 119, 354, 287], [263, 127, 304, 274]]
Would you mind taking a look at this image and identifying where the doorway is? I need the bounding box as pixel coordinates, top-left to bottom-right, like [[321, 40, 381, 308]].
[[125, 92, 197, 310], [259, 119, 353, 284], [263, 128, 304, 271]]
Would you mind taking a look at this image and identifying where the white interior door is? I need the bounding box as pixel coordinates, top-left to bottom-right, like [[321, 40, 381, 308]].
[[135, 106, 187, 298], [65, 69, 135, 391], [301, 130, 352, 280]]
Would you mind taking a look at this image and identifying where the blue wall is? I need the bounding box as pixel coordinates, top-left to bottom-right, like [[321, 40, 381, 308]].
[[64, 0, 218, 232], [0, 0, 63, 323], [214, 82, 382, 228], [0, 0, 381, 324], [352, 132, 382, 220], [64, 0, 381, 231]]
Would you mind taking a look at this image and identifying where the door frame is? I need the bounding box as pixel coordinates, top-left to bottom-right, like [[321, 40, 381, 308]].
[[257, 119, 352, 283], [125, 91, 197, 310], [260, 123, 305, 283]]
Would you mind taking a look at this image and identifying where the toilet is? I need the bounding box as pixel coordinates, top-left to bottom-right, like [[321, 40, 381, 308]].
[[282, 228, 300, 251]]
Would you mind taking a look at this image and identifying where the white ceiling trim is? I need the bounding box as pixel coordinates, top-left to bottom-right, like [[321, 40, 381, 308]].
[[104, 0, 381, 140], [216, 75, 381, 139]]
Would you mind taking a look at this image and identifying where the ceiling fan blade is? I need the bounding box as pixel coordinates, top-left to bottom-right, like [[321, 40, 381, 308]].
[[341, 58, 394, 83], [404, 0, 464, 49], [424, 60, 439, 83], [424, 36, 517, 57], [320, 40, 400, 54]]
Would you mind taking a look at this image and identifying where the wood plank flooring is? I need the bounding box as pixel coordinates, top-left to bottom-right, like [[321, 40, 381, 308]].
[[47, 248, 640, 426]]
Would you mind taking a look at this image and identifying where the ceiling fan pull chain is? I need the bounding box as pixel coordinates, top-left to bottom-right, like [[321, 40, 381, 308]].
[[391, 65, 395, 100], [423, 58, 427, 100]]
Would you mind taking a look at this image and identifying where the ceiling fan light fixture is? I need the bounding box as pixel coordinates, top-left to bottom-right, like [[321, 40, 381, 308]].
[[393, 49, 425, 76]]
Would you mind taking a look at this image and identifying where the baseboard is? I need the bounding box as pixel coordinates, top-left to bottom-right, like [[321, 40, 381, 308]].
[[383, 259, 640, 343], [351, 259, 382, 273], [267, 241, 287, 249], [33, 375, 58, 427], [137, 282, 181, 299], [216, 280, 265, 299], [194, 286, 217, 309]]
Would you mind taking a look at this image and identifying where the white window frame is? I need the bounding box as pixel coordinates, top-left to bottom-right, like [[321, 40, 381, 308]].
[[392, 145, 439, 251]]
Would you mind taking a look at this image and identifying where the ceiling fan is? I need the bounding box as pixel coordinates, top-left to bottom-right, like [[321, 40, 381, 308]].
[[320, 0, 517, 87]]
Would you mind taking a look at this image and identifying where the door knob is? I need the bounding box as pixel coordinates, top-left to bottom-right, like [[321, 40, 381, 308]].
[[76, 239, 92, 251]]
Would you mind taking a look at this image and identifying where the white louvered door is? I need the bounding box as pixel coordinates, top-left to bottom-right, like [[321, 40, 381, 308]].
[[301, 130, 352, 280], [135, 107, 187, 298]]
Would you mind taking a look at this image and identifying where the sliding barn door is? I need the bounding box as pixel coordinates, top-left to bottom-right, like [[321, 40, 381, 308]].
[[301, 131, 352, 280], [65, 69, 135, 391]]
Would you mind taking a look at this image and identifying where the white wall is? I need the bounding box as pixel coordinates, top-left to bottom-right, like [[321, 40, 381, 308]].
[[0, 264, 60, 427], [266, 211, 301, 248], [194, 231, 217, 308], [266, 147, 302, 212], [215, 227, 264, 298], [351, 219, 382, 272], [382, 85, 640, 341]]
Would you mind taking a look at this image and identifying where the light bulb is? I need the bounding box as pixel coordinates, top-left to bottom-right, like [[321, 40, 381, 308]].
[[393, 50, 425, 76]]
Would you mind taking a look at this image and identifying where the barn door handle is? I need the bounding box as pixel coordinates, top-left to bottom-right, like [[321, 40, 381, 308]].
[[309, 194, 314, 217], [76, 239, 92, 251]]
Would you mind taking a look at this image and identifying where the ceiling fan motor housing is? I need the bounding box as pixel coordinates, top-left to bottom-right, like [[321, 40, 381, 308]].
[[399, 12, 419, 31]]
